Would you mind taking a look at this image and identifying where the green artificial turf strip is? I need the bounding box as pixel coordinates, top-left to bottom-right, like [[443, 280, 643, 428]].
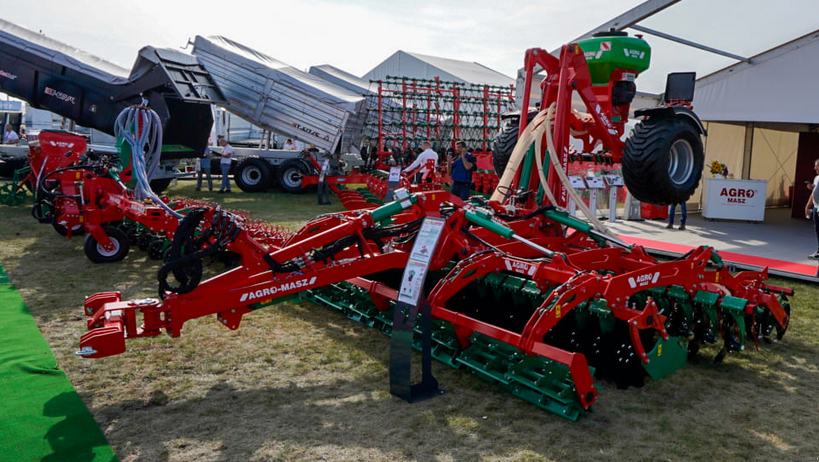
[[0, 262, 118, 462]]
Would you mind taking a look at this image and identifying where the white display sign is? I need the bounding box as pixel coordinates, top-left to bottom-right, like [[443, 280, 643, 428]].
[[398, 218, 445, 305], [584, 175, 606, 189], [568, 176, 587, 189], [603, 175, 624, 187], [702, 177, 767, 222], [389, 166, 402, 183]]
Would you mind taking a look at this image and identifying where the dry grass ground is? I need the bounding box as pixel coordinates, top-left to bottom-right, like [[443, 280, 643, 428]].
[[1, 180, 819, 462]]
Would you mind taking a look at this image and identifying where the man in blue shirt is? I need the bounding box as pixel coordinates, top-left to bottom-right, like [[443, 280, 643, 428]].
[[195, 149, 213, 191], [447, 141, 476, 201]]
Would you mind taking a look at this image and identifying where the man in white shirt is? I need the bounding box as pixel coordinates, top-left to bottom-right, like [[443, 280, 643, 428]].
[[216, 136, 233, 193], [3, 124, 20, 144], [404, 141, 438, 183]]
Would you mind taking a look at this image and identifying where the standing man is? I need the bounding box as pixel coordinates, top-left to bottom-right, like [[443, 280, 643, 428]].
[[404, 141, 438, 183], [666, 202, 687, 230], [447, 141, 476, 201], [216, 135, 233, 193], [3, 124, 19, 144], [195, 148, 213, 192], [805, 158, 819, 259]]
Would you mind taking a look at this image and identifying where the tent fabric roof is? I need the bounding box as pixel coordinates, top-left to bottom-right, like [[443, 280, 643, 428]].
[[364, 50, 514, 87], [402, 51, 514, 87], [693, 30, 819, 125]]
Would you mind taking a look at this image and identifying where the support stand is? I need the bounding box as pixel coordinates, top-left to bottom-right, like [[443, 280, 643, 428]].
[[567, 176, 586, 217], [603, 175, 624, 223], [389, 299, 441, 402], [388, 217, 446, 403], [585, 175, 605, 219], [317, 159, 331, 205]]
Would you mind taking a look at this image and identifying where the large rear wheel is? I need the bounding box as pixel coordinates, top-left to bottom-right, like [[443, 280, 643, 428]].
[[277, 159, 308, 193], [622, 117, 704, 206], [234, 156, 273, 192], [492, 120, 519, 177]]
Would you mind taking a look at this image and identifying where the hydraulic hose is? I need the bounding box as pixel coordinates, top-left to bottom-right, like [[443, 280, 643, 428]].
[[114, 104, 182, 219]]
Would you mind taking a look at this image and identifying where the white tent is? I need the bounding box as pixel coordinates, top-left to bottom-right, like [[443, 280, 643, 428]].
[[363, 50, 514, 87]]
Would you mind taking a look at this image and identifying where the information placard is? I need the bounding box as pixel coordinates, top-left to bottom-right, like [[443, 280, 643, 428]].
[[584, 175, 606, 189], [398, 217, 445, 305], [568, 176, 587, 189]]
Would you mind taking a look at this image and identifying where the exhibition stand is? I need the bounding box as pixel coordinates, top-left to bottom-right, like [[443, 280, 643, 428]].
[[702, 177, 767, 222]]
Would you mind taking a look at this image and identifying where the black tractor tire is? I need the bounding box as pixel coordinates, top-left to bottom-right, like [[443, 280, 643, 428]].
[[277, 158, 308, 194], [234, 156, 273, 192], [622, 117, 704, 206], [0, 156, 28, 179], [83, 226, 130, 263], [492, 121, 519, 176], [149, 178, 173, 194]]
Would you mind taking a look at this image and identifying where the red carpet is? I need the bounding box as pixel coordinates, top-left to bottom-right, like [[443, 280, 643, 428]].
[[619, 235, 818, 278]]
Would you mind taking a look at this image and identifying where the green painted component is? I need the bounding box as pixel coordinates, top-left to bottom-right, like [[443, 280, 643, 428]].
[[693, 290, 719, 307], [456, 334, 591, 421], [576, 35, 651, 85], [643, 336, 689, 381], [588, 299, 616, 334], [709, 250, 725, 269], [647, 286, 666, 297], [464, 209, 514, 239], [483, 272, 505, 288], [371, 194, 417, 223], [519, 143, 535, 191], [412, 317, 462, 368], [302, 273, 596, 420], [694, 290, 720, 332], [521, 280, 543, 307], [720, 295, 747, 314], [542, 209, 593, 235], [588, 298, 610, 316], [668, 285, 689, 301], [455, 334, 516, 385], [667, 285, 694, 319], [506, 354, 589, 422], [502, 275, 525, 292], [720, 295, 748, 347], [574, 305, 593, 330]]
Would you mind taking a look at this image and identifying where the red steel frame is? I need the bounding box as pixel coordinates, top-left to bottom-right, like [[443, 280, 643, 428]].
[[72, 44, 792, 415], [78, 189, 790, 411]]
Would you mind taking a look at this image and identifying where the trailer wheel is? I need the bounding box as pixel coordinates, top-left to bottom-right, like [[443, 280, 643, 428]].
[[83, 226, 130, 263], [234, 156, 273, 192], [491, 119, 520, 176], [278, 158, 307, 193], [622, 117, 704, 206]]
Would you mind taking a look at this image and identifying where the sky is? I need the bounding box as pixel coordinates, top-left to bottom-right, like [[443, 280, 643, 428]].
[[2, 0, 818, 94]]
